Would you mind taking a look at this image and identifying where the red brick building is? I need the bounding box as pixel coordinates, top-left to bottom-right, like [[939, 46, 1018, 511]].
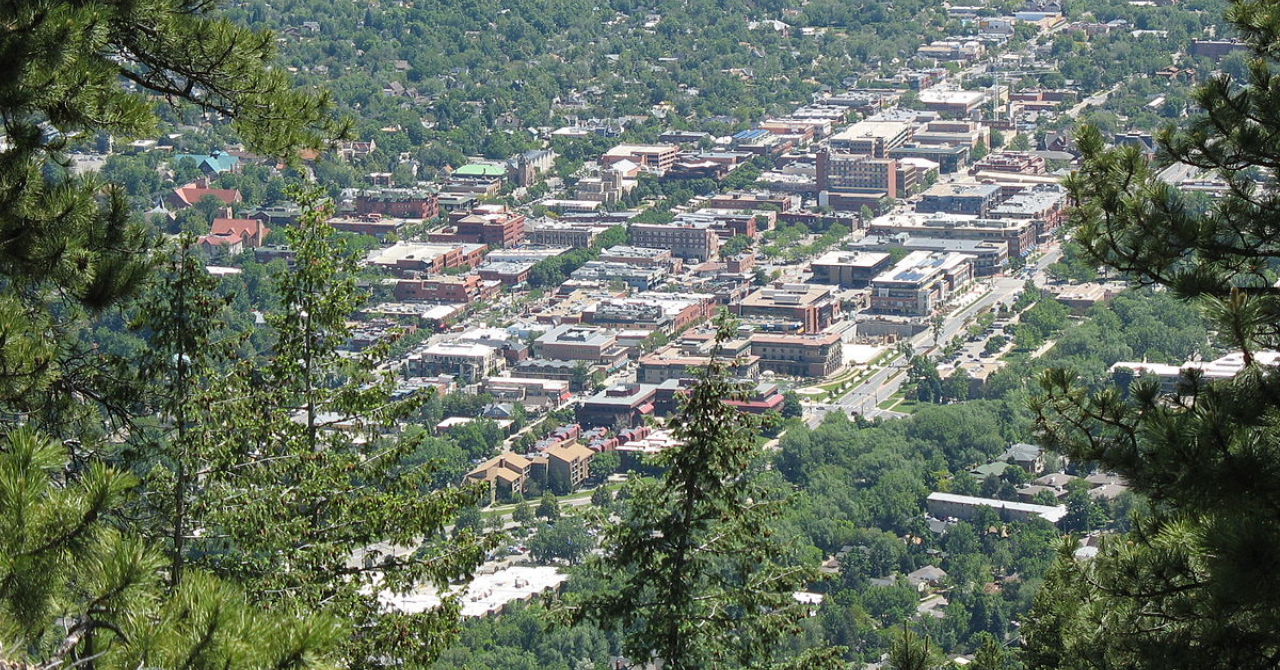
[[392, 275, 500, 303], [430, 205, 527, 247], [356, 189, 439, 219]]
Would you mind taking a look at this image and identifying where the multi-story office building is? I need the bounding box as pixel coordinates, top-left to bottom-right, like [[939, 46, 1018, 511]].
[[405, 342, 500, 382], [817, 151, 898, 200], [630, 221, 721, 261], [871, 212, 1036, 258], [747, 333, 844, 377], [868, 250, 975, 316], [392, 275, 501, 303], [356, 188, 439, 219], [810, 250, 894, 287], [533, 325, 628, 367], [732, 285, 841, 333], [829, 120, 913, 156], [917, 182, 1003, 217], [601, 144, 680, 172]]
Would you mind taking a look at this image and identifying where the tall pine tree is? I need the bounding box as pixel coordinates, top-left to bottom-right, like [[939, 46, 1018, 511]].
[[573, 312, 844, 670], [1024, 0, 1280, 666]]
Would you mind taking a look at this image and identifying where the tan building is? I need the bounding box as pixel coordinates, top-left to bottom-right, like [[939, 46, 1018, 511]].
[[748, 333, 844, 377], [602, 144, 680, 172], [465, 453, 533, 502], [732, 284, 840, 333], [811, 250, 893, 288], [829, 120, 913, 157], [817, 151, 897, 200], [541, 441, 595, 491]]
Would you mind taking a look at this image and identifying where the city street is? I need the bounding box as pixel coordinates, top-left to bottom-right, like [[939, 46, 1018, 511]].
[[805, 245, 1062, 426]]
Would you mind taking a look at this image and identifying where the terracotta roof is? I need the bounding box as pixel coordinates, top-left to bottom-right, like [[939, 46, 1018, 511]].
[[211, 217, 267, 239], [173, 184, 242, 207]]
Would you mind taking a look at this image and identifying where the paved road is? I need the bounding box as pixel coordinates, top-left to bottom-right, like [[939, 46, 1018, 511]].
[[1065, 81, 1124, 119], [805, 245, 1062, 427]]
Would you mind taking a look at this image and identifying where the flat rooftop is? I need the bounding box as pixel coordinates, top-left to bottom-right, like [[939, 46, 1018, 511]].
[[740, 285, 834, 307], [831, 120, 913, 142], [813, 250, 892, 268], [919, 89, 988, 105], [872, 250, 973, 285], [368, 241, 482, 265]]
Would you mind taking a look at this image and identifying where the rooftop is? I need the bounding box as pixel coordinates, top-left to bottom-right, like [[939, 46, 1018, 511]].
[[927, 492, 1067, 523], [831, 119, 913, 142], [813, 250, 892, 268]]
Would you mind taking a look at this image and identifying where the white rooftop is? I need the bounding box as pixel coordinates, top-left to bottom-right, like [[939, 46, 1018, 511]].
[[378, 566, 567, 618]]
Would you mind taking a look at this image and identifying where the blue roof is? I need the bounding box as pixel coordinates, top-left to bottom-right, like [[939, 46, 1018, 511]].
[[173, 152, 240, 173], [733, 129, 769, 141]]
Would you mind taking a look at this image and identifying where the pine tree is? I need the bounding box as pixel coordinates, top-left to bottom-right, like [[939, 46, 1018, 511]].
[[886, 624, 940, 670], [154, 190, 494, 669], [1025, 0, 1280, 666], [0, 0, 340, 429], [131, 235, 243, 587], [573, 312, 844, 670], [0, 428, 343, 670]]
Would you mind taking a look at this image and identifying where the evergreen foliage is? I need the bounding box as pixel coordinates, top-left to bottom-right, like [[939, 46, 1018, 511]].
[[0, 0, 338, 427], [0, 428, 343, 670], [574, 312, 844, 670], [1024, 2, 1280, 667]]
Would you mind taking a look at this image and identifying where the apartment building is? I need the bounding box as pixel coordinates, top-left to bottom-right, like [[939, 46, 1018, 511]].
[[465, 453, 533, 502]]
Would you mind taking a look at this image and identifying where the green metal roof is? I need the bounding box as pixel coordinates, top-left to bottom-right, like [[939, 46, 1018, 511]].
[[454, 163, 506, 177]]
